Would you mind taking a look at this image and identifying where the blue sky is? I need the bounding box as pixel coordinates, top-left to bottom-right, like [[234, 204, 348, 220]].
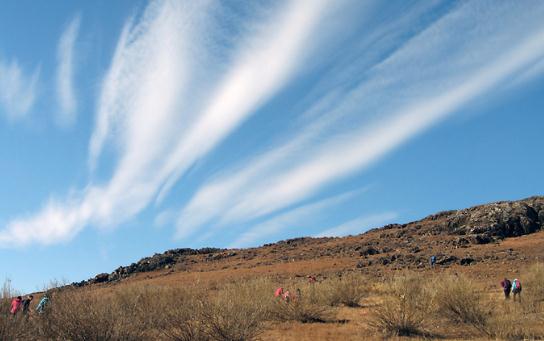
[[1, 0, 543, 293]]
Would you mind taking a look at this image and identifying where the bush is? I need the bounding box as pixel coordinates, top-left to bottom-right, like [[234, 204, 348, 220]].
[[368, 275, 430, 336], [152, 286, 209, 341], [523, 262, 544, 312], [200, 279, 271, 341], [488, 301, 543, 340], [431, 274, 491, 334], [271, 297, 334, 323], [319, 273, 368, 307], [35, 287, 149, 340]]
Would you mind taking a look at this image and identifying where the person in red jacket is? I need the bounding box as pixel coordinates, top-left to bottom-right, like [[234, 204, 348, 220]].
[[10, 296, 22, 315]]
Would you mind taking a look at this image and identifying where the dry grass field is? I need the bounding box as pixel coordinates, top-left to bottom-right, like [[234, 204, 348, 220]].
[[2, 232, 543, 340]]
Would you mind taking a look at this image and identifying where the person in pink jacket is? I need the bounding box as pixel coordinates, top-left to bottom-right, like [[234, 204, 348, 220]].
[[10, 296, 22, 315]]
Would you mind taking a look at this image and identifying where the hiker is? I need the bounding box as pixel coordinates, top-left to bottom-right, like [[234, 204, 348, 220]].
[[10, 296, 22, 315], [500, 278, 512, 299], [512, 278, 522, 302], [274, 287, 284, 298], [21, 295, 34, 315], [282, 290, 291, 303], [36, 294, 50, 313], [430, 255, 437, 268]]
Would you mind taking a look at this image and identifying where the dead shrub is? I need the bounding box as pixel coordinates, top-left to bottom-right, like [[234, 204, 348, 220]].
[[35, 287, 149, 340], [271, 297, 334, 323], [431, 274, 491, 334], [488, 301, 544, 340], [368, 275, 430, 336], [199, 279, 271, 341], [319, 273, 368, 307], [523, 262, 544, 312], [152, 286, 209, 341]]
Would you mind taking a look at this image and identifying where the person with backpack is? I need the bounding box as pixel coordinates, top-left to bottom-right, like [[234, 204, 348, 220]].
[[21, 295, 34, 315], [10, 296, 22, 315], [512, 278, 522, 302], [500, 278, 512, 299], [36, 294, 50, 313]]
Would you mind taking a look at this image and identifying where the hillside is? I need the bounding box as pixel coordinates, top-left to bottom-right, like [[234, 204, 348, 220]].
[[75, 195, 544, 287]]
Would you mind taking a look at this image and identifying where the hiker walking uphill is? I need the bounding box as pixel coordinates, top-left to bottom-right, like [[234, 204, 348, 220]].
[[430, 255, 437, 269], [21, 295, 34, 315], [36, 294, 50, 313], [500, 278, 512, 299], [10, 296, 22, 315], [512, 278, 522, 302]]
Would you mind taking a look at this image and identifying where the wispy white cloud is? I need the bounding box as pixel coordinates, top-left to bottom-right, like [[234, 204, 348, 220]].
[[315, 212, 398, 238], [154, 0, 331, 203], [175, 1, 544, 240], [0, 58, 39, 120], [1, 0, 202, 246], [0, 0, 331, 247], [2, 0, 544, 248], [55, 15, 81, 127], [229, 189, 363, 248], [508, 56, 544, 88]]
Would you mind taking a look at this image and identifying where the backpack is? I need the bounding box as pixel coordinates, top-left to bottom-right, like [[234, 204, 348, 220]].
[[512, 279, 522, 291]]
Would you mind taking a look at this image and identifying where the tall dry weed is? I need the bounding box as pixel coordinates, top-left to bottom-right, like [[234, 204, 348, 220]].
[[431, 274, 491, 334], [200, 279, 272, 341], [523, 262, 544, 312], [35, 288, 148, 340], [150, 285, 209, 341], [368, 274, 431, 336], [488, 300, 544, 340], [319, 273, 368, 307]]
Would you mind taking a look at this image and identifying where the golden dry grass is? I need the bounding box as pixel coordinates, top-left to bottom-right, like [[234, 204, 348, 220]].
[[1, 267, 542, 341]]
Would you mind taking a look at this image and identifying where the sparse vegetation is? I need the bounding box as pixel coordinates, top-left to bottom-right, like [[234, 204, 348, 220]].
[[271, 296, 334, 323], [524, 262, 544, 312], [34, 287, 149, 340], [199, 280, 271, 341], [3, 262, 544, 340], [431, 274, 491, 334], [368, 274, 431, 336], [319, 273, 367, 307]]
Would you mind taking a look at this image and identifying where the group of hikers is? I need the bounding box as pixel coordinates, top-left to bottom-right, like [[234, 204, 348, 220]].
[[9, 294, 49, 316], [273, 272, 525, 305], [430, 256, 524, 303], [500, 278, 522, 301], [274, 275, 317, 303]]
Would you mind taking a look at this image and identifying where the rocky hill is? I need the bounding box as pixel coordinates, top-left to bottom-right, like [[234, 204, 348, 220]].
[[74, 196, 544, 287]]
